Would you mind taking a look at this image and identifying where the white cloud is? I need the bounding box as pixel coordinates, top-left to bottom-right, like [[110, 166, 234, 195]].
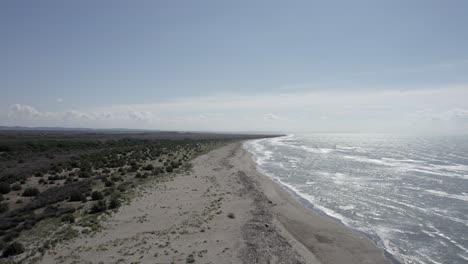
[[3, 85, 468, 133], [64, 110, 94, 120], [263, 113, 283, 121], [127, 109, 152, 121], [9, 104, 43, 117], [445, 109, 468, 123]]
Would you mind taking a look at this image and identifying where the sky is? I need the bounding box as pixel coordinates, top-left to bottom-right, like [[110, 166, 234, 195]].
[[2, 0, 468, 133]]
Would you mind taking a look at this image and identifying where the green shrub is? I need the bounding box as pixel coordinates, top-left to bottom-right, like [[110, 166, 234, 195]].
[[2, 231, 19, 242], [78, 171, 91, 178], [186, 254, 195, 263], [90, 200, 107, 214], [91, 191, 104, 201], [0, 203, 9, 213], [69, 191, 85, 202], [11, 184, 21, 191], [108, 196, 121, 209], [0, 183, 11, 194], [117, 184, 127, 192], [61, 214, 75, 223], [143, 164, 154, 171], [110, 175, 121, 182], [2, 242, 25, 257], [22, 187, 40, 196], [104, 180, 114, 187]]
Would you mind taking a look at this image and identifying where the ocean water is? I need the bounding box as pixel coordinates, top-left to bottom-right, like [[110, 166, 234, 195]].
[[244, 133, 468, 264]]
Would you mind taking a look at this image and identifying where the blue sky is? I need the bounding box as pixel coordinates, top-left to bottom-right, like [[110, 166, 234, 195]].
[[2, 0, 468, 132]]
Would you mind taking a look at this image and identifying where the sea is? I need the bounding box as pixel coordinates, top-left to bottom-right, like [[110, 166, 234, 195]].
[[244, 133, 468, 264]]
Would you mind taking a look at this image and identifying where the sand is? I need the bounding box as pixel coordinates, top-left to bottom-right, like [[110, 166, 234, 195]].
[[40, 142, 390, 264]]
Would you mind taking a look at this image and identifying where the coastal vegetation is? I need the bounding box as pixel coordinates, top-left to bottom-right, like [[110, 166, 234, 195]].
[[0, 131, 272, 260]]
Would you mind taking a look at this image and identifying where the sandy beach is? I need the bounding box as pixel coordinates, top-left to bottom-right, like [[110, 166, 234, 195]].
[[40, 142, 390, 264]]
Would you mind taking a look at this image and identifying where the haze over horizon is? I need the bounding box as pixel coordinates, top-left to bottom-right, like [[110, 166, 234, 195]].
[[2, 0, 468, 134]]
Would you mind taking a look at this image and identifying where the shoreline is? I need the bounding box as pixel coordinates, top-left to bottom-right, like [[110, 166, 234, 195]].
[[37, 142, 391, 264], [282, 189, 402, 264], [245, 148, 401, 264], [239, 142, 392, 264]]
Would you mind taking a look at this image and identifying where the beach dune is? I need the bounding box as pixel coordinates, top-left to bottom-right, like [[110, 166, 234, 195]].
[[41, 142, 390, 264]]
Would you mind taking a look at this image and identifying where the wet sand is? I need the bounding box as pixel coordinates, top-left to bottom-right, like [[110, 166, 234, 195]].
[[40, 142, 390, 264]]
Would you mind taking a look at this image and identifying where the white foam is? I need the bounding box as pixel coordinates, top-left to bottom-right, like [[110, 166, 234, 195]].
[[341, 154, 468, 180], [273, 178, 353, 227], [425, 189, 468, 202], [301, 145, 335, 154], [343, 155, 394, 166], [382, 157, 426, 164], [244, 139, 275, 167], [458, 253, 468, 262], [331, 172, 348, 185], [339, 205, 355, 211], [429, 225, 468, 253], [244, 135, 468, 264]]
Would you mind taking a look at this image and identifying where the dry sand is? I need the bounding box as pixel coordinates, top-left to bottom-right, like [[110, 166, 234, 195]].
[[40, 142, 391, 264]]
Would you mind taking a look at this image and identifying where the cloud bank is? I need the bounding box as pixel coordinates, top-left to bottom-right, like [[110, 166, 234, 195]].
[[2, 85, 468, 133]]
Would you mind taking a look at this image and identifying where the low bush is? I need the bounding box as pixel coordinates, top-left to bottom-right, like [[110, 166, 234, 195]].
[[104, 180, 114, 187], [2, 232, 19, 242], [108, 196, 121, 209], [22, 187, 40, 197], [61, 214, 75, 223], [186, 254, 195, 263], [0, 203, 9, 213], [69, 191, 85, 202], [143, 164, 154, 171], [78, 171, 91, 178], [90, 200, 107, 214], [91, 191, 104, 201], [0, 183, 11, 194], [2, 242, 25, 257], [110, 175, 121, 182], [11, 184, 22, 191], [117, 184, 127, 192]]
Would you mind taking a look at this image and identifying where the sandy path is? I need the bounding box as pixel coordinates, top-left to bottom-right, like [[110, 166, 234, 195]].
[[40, 143, 390, 264]]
